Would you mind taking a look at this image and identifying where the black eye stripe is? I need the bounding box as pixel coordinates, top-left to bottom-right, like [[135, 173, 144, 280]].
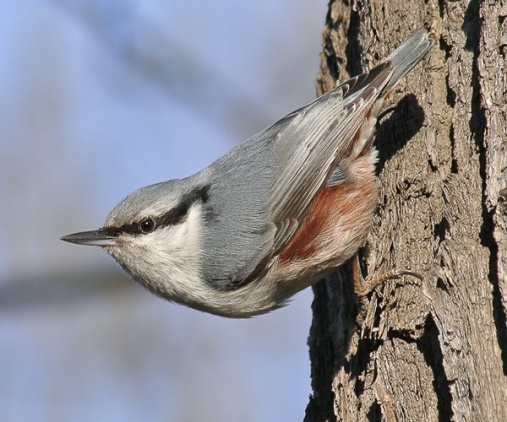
[[102, 184, 211, 236], [158, 202, 189, 227], [157, 184, 210, 228]]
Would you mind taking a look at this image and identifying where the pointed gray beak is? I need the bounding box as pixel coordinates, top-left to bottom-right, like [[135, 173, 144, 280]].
[[61, 229, 118, 247]]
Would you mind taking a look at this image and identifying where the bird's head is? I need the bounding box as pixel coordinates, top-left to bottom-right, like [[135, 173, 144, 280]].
[[61, 180, 211, 300]]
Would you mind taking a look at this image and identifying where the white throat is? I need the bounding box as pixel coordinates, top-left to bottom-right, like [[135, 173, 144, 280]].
[[106, 204, 207, 306]]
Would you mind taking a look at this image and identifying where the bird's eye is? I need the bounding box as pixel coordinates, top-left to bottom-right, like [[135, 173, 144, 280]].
[[139, 218, 156, 234]]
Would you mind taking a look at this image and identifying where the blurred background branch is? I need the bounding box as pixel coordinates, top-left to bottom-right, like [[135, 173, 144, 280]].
[[50, 0, 273, 136]]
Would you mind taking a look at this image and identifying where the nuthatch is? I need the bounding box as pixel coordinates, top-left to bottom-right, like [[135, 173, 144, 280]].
[[62, 29, 433, 318]]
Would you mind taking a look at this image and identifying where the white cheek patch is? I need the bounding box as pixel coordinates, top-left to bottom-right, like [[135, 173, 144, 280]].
[[109, 204, 208, 304], [141, 204, 201, 257]]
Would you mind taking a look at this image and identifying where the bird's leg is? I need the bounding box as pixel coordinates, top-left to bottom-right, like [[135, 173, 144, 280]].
[[352, 253, 423, 297]]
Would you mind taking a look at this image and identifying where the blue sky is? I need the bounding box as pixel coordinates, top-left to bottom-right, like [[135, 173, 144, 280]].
[[0, 1, 327, 420]]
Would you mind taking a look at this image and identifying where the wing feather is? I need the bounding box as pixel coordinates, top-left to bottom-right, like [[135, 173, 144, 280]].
[[201, 29, 434, 288], [266, 65, 394, 255]]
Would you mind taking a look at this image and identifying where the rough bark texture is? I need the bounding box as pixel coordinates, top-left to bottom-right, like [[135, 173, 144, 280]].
[[305, 1, 507, 421]]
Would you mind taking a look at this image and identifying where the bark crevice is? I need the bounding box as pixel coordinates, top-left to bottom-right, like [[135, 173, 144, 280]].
[[416, 315, 454, 422]]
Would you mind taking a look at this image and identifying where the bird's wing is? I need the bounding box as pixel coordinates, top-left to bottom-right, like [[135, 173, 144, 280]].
[[210, 64, 395, 288], [249, 29, 434, 277], [265, 63, 394, 256], [200, 68, 392, 288], [203, 29, 433, 288]]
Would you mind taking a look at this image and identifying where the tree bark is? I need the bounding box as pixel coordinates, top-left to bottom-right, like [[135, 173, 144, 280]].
[[305, 1, 507, 421]]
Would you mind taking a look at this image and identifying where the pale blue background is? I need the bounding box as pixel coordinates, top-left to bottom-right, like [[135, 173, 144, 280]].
[[0, 1, 328, 420]]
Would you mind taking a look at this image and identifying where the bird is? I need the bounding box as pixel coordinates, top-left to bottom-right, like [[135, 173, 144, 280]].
[[62, 29, 434, 318]]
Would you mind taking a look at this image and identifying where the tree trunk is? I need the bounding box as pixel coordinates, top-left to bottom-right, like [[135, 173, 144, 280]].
[[305, 1, 507, 421]]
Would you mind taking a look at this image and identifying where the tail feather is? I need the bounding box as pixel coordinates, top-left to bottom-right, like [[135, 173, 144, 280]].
[[384, 28, 434, 92]]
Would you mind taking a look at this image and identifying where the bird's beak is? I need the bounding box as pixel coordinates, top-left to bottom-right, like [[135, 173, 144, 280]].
[[61, 229, 118, 247]]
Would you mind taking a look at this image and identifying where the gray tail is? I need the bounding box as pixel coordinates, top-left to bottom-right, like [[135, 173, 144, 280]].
[[384, 29, 434, 92]]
